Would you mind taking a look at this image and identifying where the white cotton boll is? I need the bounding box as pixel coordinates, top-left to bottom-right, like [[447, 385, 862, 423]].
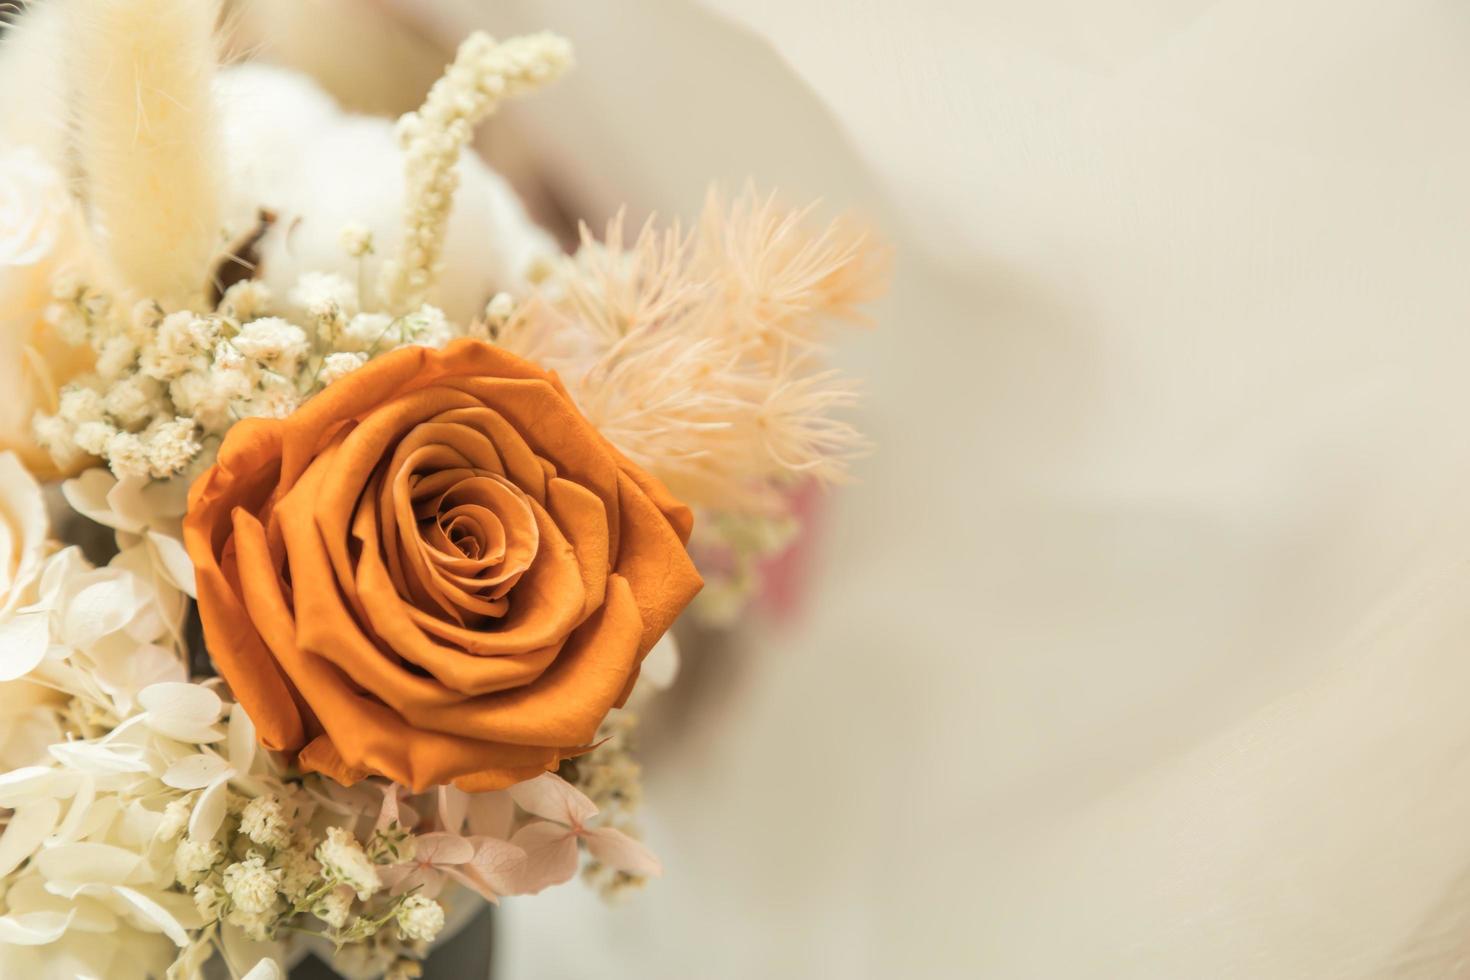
[[216, 63, 557, 325]]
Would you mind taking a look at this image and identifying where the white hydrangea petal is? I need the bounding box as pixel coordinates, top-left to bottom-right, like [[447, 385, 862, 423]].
[[48, 741, 151, 774], [162, 753, 233, 790], [62, 577, 148, 648], [71, 795, 123, 843], [220, 921, 281, 977], [98, 644, 190, 719], [112, 886, 190, 946], [62, 468, 136, 533], [0, 452, 49, 583], [66, 899, 121, 935], [242, 956, 285, 980], [0, 797, 61, 876], [145, 530, 197, 598], [46, 776, 96, 847], [103, 476, 161, 532], [189, 775, 231, 841], [0, 909, 75, 945], [227, 702, 257, 774], [33, 841, 141, 885], [0, 766, 82, 807], [0, 610, 51, 681], [141, 682, 222, 731], [36, 547, 88, 610]]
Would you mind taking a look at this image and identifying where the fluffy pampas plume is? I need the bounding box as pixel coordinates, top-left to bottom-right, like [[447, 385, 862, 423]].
[[497, 186, 888, 513], [63, 0, 224, 309]]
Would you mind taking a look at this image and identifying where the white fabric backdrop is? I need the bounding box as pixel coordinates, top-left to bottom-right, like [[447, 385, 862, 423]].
[[396, 2, 1470, 977]]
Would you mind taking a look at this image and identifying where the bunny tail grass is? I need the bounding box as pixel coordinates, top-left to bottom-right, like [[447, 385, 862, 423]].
[[64, 0, 224, 309]]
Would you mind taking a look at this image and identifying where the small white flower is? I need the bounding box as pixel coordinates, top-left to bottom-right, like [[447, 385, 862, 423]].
[[140, 312, 217, 380], [193, 882, 223, 920], [400, 305, 454, 347], [220, 279, 273, 321], [73, 419, 117, 456], [223, 852, 283, 915], [104, 431, 152, 478], [143, 417, 202, 477], [226, 905, 276, 942], [319, 351, 368, 386], [340, 224, 374, 258], [233, 317, 310, 375], [291, 271, 359, 319], [104, 374, 165, 429], [395, 895, 445, 943], [57, 385, 106, 425], [156, 797, 192, 842], [340, 312, 397, 352], [240, 795, 291, 849], [237, 374, 302, 421], [174, 835, 223, 886], [275, 841, 321, 902], [314, 887, 353, 929], [317, 825, 381, 900], [485, 292, 515, 321]]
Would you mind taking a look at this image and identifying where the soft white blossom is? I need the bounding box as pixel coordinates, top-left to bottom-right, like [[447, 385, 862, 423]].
[[394, 895, 444, 943], [222, 854, 281, 915], [314, 888, 352, 929], [319, 351, 368, 386], [174, 837, 223, 887], [317, 826, 381, 901], [240, 796, 291, 850]]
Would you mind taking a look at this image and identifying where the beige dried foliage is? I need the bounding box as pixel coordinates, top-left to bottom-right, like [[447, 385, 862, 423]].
[[499, 187, 887, 511]]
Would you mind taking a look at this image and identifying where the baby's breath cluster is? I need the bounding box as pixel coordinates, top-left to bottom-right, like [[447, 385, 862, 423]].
[[165, 784, 448, 963], [34, 256, 461, 479]]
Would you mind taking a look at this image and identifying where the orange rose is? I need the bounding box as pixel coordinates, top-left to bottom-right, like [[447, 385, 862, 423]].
[[183, 339, 702, 791]]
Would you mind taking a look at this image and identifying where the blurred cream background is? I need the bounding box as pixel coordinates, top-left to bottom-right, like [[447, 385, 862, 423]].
[[277, 1, 1470, 977]]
